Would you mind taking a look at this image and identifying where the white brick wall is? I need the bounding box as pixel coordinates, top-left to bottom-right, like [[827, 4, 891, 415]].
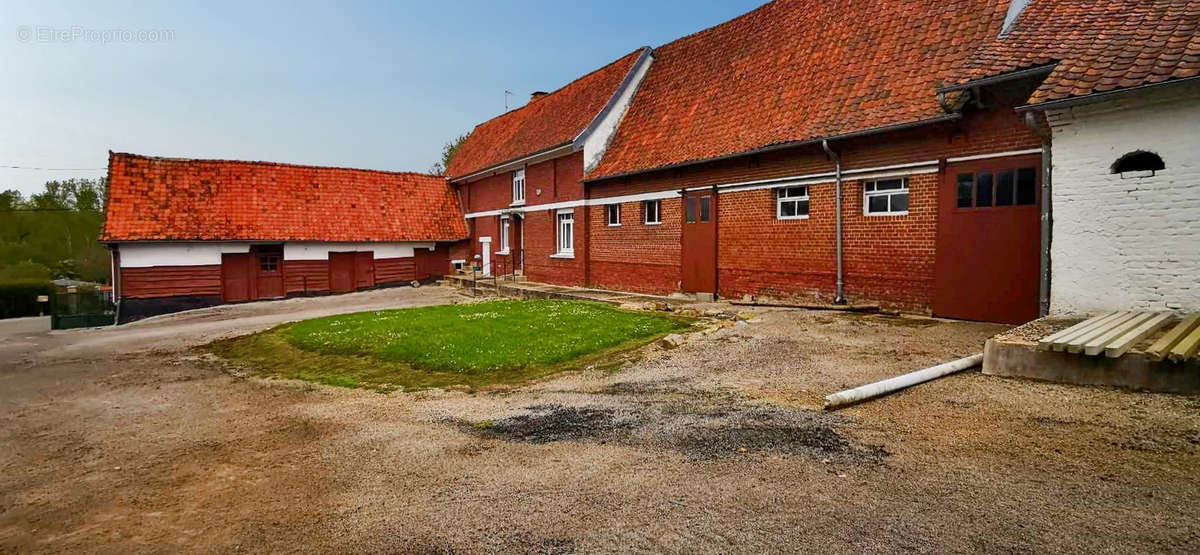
[[1047, 81, 1200, 314]]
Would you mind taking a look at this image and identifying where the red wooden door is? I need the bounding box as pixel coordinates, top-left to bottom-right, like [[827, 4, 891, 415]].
[[221, 253, 252, 302], [253, 247, 284, 299], [329, 252, 356, 293], [681, 190, 717, 294], [355, 252, 375, 289], [934, 155, 1041, 324]]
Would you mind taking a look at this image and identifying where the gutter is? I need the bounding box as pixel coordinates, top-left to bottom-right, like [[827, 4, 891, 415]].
[[1014, 75, 1200, 112], [821, 140, 846, 305], [936, 64, 1057, 94], [1023, 110, 1052, 317], [582, 113, 961, 183]]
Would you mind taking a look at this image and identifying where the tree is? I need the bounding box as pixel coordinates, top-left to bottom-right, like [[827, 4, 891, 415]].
[[0, 190, 23, 211], [428, 132, 471, 176], [1, 177, 110, 284]]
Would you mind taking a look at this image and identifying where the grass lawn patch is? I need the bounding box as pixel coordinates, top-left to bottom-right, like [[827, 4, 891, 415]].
[[210, 299, 692, 391]]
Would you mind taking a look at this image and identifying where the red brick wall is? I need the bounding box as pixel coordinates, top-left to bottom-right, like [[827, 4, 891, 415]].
[[522, 207, 586, 285], [589, 197, 681, 294]]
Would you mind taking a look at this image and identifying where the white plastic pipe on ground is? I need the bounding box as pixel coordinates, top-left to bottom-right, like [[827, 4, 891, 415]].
[[823, 353, 984, 410]]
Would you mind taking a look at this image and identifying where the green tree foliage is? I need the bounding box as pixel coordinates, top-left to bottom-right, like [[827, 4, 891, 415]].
[[428, 132, 471, 176], [0, 178, 110, 284]]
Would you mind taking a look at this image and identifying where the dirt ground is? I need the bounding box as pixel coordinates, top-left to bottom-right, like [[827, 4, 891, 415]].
[[2, 287, 1198, 553]]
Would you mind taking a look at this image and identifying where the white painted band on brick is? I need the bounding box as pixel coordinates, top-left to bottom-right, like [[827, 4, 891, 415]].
[[946, 148, 1043, 163], [720, 166, 938, 194], [683, 159, 940, 192], [119, 241, 434, 267], [464, 190, 680, 219]]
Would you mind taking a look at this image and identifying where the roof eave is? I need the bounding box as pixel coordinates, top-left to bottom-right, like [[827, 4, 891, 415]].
[[937, 63, 1058, 94], [447, 142, 575, 184], [583, 113, 962, 183], [1014, 75, 1200, 112]]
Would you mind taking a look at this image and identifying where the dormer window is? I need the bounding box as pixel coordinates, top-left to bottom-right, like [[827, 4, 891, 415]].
[[512, 168, 526, 205], [1111, 150, 1164, 179]]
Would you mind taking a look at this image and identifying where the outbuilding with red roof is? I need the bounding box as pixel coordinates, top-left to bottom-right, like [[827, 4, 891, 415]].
[[102, 152, 467, 321]]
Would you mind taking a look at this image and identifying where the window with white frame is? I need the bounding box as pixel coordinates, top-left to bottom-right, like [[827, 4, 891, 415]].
[[498, 216, 510, 253], [776, 186, 809, 219], [863, 177, 909, 216], [512, 168, 526, 205], [606, 203, 621, 226], [556, 210, 574, 254], [644, 199, 661, 225]]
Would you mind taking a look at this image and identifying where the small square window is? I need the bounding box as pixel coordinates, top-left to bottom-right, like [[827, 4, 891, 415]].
[[644, 200, 661, 224], [777, 186, 809, 219], [606, 204, 621, 226], [259, 255, 279, 272], [1016, 167, 1037, 205], [864, 177, 909, 216]]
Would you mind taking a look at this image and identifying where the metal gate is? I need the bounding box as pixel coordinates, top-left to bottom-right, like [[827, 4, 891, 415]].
[[51, 286, 116, 329]]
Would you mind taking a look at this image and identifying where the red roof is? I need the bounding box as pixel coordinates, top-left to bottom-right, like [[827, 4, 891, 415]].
[[101, 153, 467, 242], [446, 48, 645, 180], [950, 0, 1200, 104], [588, 0, 1011, 180]]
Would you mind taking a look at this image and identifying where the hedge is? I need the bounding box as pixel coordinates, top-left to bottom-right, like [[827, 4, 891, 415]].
[[0, 280, 54, 319]]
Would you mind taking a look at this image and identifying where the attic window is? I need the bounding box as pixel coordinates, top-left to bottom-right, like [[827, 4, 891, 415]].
[[1111, 151, 1164, 178]]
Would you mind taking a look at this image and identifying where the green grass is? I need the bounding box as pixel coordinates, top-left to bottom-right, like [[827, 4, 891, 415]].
[[210, 299, 692, 391]]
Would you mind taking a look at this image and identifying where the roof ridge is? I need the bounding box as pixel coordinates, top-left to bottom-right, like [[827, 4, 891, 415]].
[[478, 47, 649, 124], [109, 152, 443, 179]]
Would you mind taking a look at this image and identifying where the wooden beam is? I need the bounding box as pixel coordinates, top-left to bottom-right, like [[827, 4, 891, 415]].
[[1167, 322, 1200, 362], [1066, 312, 1142, 353], [1104, 312, 1174, 358], [1047, 312, 1129, 352], [1145, 313, 1200, 361], [1037, 312, 1117, 351], [1081, 312, 1156, 356]]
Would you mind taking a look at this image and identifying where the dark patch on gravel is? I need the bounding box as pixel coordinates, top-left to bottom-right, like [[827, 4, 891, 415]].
[[473, 405, 640, 444], [464, 401, 886, 463]]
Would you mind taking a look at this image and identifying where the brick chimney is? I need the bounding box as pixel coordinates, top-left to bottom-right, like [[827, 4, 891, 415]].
[[530, 91, 549, 101]]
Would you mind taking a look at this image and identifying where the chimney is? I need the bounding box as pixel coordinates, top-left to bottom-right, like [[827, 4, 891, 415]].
[[530, 91, 549, 101]]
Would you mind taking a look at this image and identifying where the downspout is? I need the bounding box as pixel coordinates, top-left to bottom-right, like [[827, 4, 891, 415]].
[[1024, 110, 1052, 317], [821, 139, 847, 304]]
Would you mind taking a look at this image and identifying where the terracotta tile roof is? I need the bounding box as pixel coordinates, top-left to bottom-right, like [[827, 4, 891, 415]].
[[101, 153, 467, 242], [446, 48, 645, 180], [951, 0, 1200, 104], [588, 0, 1010, 180]]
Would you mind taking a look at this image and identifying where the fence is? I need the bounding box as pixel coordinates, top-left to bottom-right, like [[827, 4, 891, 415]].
[[51, 286, 116, 329]]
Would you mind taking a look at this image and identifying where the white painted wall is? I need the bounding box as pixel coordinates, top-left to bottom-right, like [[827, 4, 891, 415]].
[[1046, 81, 1200, 314], [119, 241, 435, 268], [582, 49, 654, 172]]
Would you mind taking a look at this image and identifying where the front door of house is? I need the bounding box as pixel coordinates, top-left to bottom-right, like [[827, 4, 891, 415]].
[[681, 189, 717, 294], [933, 154, 1041, 324]]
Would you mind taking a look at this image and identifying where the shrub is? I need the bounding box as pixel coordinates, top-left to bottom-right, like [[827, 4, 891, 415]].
[[0, 280, 54, 318]]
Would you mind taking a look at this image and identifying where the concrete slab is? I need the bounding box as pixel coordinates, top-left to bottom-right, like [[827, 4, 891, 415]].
[[983, 337, 1200, 393]]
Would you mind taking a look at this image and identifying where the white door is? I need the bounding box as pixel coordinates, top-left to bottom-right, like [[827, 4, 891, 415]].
[[479, 237, 492, 276]]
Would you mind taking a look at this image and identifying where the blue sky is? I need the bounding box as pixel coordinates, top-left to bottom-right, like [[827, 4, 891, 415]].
[[1, 0, 764, 196]]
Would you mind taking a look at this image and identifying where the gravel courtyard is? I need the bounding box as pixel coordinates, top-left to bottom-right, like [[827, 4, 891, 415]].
[[2, 287, 1198, 553]]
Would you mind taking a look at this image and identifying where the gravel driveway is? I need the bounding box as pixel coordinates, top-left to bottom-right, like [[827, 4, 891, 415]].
[[2, 287, 1197, 553]]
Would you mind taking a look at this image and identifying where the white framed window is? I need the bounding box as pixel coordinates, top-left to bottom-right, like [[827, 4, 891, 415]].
[[776, 186, 809, 219], [606, 203, 621, 226], [864, 177, 909, 216], [644, 199, 661, 225], [498, 216, 510, 253], [512, 168, 526, 205], [555, 209, 574, 256]]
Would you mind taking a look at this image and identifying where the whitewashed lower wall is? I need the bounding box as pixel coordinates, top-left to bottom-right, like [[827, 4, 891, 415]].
[[1046, 81, 1200, 314], [119, 241, 436, 268]]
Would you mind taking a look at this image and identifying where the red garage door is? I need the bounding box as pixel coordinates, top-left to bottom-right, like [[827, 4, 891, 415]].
[[221, 253, 253, 302], [354, 252, 375, 289], [934, 154, 1041, 324], [329, 252, 356, 293]]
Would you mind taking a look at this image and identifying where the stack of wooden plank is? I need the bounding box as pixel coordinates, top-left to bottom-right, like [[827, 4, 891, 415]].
[[1037, 311, 1200, 361]]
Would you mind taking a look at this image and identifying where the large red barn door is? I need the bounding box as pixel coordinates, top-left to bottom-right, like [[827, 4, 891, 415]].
[[934, 154, 1041, 324], [221, 253, 253, 302], [329, 252, 356, 293], [681, 190, 717, 294], [355, 252, 375, 289]]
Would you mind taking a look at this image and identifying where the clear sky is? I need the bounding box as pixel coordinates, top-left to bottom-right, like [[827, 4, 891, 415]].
[[1, 0, 765, 196]]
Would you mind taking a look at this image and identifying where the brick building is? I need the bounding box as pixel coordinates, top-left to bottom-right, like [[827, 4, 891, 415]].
[[102, 153, 466, 322]]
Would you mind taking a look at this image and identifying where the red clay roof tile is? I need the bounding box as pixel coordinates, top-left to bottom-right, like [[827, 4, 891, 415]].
[[445, 48, 645, 180], [951, 0, 1200, 103], [101, 153, 467, 242], [588, 0, 1011, 180]]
